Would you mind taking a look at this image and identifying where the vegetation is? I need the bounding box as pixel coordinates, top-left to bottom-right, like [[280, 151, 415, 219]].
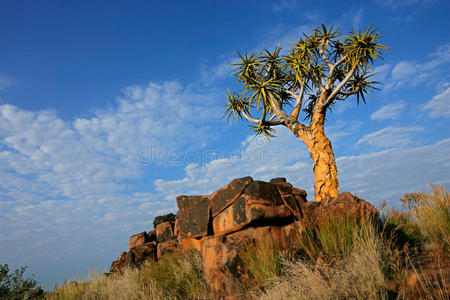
[[0, 264, 44, 299], [48, 184, 449, 299], [47, 250, 208, 300], [224, 24, 388, 202]]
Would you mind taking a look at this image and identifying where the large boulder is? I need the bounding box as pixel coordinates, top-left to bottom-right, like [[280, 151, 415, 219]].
[[110, 242, 157, 275], [128, 231, 150, 249], [212, 181, 299, 235], [202, 223, 303, 296], [153, 213, 176, 228], [156, 221, 174, 242], [176, 195, 211, 239], [210, 176, 253, 216]]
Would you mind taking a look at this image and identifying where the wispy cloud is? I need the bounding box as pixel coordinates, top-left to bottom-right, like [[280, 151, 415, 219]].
[[355, 126, 423, 149], [376, 0, 437, 9], [423, 86, 450, 118], [384, 44, 450, 90], [155, 130, 450, 207], [371, 102, 405, 120], [272, 0, 299, 11], [0, 80, 223, 286]]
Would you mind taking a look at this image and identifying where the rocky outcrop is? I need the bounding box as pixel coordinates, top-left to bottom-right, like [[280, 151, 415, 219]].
[[110, 176, 379, 296]]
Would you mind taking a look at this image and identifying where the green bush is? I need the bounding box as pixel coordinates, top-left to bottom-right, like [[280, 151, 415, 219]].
[[0, 264, 44, 300]]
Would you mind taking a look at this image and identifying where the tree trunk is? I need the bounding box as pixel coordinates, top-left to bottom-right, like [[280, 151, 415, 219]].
[[304, 129, 339, 202]]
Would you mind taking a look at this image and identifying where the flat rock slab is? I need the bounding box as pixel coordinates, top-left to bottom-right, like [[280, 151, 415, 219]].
[[210, 176, 253, 216], [129, 231, 150, 250], [176, 195, 211, 238], [212, 181, 295, 235]]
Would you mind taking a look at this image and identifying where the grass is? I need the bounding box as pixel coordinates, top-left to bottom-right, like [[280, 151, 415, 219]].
[[238, 236, 284, 288], [48, 183, 449, 299], [47, 250, 208, 300]]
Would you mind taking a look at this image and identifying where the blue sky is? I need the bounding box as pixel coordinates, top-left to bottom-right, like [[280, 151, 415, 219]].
[[0, 0, 449, 289]]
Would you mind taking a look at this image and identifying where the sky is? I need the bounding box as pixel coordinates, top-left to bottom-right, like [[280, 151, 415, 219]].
[[0, 0, 449, 289]]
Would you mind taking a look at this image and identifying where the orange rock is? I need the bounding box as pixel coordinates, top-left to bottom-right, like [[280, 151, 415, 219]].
[[157, 239, 177, 260], [128, 232, 150, 249], [176, 195, 210, 239], [179, 237, 203, 252], [156, 221, 173, 242], [202, 224, 303, 296], [210, 176, 253, 216]]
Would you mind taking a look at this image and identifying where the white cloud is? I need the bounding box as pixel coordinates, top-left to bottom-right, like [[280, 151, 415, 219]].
[[423, 87, 450, 118], [371, 102, 405, 120], [155, 130, 450, 208], [355, 126, 423, 149], [385, 44, 450, 90], [0, 80, 223, 287]]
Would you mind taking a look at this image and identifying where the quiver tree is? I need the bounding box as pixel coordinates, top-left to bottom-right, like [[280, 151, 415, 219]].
[[224, 24, 388, 202]]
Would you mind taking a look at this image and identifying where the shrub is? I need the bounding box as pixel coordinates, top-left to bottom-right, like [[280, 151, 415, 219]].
[[140, 250, 209, 299], [401, 184, 450, 255], [297, 213, 376, 263], [238, 237, 284, 288], [0, 264, 44, 299]]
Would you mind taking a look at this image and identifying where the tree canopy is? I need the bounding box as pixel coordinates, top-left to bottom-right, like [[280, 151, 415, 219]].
[[224, 24, 388, 137]]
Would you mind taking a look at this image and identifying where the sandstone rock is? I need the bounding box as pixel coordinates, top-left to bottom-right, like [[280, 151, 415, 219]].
[[314, 192, 379, 222], [110, 251, 135, 275], [212, 181, 295, 235], [153, 213, 176, 228], [147, 229, 156, 242], [270, 177, 286, 183], [179, 237, 203, 252], [157, 239, 178, 260], [130, 241, 157, 264], [202, 224, 303, 295], [176, 195, 211, 239], [156, 221, 174, 242], [210, 176, 253, 216], [129, 232, 150, 249]]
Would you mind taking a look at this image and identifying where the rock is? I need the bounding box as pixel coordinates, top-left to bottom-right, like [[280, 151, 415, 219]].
[[157, 239, 178, 260], [176, 195, 211, 239], [129, 232, 150, 249], [156, 221, 174, 242], [110, 242, 157, 275], [179, 237, 203, 252], [210, 176, 253, 216], [314, 192, 380, 223], [270, 177, 286, 183], [212, 181, 295, 235], [153, 213, 176, 228], [130, 241, 157, 264], [202, 224, 303, 296], [110, 251, 135, 275], [147, 229, 156, 242], [109, 176, 381, 299]]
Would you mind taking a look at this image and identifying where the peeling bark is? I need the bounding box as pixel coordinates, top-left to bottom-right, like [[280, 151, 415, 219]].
[[286, 106, 339, 202]]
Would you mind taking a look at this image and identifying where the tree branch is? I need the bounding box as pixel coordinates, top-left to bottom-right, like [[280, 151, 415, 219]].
[[289, 78, 306, 120], [338, 86, 360, 96], [319, 45, 333, 69], [268, 94, 289, 121], [322, 66, 357, 109], [241, 110, 260, 124]]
